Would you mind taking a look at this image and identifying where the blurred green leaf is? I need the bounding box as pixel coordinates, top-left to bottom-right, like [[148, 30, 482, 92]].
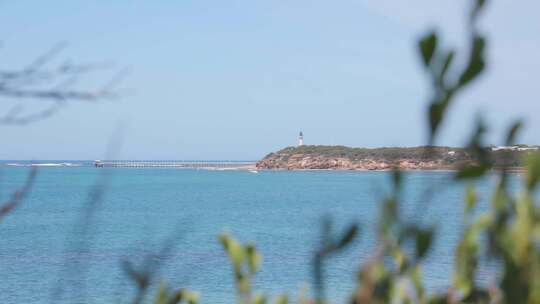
[[411, 265, 425, 299], [274, 294, 288, 304], [220, 234, 245, 272], [416, 228, 434, 259], [453, 214, 492, 299], [465, 184, 477, 214], [253, 293, 267, 304], [392, 170, 402, 189], [182, 290, 199, 304], [458, 35, 486, 87], [238, 275, 250, 294], [501, 259, 528, 304], [419, 32, 438, 67], [505, 120, 523, 146], [154, 282, 169, 304], [427, 295, 448, 304], [393, 247, 408, 272], [456, 164, 489, 179], [168, 289, 184, 304], [122, 260, 149, 290], [491, 186, 510, 211], [428, 101, 446, 141], [337, 224, 358, 250], [246, 243, 262, 274], [526, 153, 540, 190], [470, 0, 487, 22], [379, 197, 397, 235], [439, 50, 455, 86]]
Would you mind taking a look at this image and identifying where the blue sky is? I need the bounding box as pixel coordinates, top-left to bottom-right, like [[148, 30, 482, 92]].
[[1, 0, 539, 160]]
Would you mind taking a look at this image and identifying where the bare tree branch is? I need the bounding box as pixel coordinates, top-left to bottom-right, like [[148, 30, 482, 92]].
[[0, 87, 113, 100], [0, 43, 126, 125], [0, 168, 37, 222], [0, 101, 66, 125]]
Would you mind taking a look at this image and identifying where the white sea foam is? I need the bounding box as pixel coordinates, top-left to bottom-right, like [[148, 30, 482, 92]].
[[59, 163, 81, 167], [5, 162, 82, 167]]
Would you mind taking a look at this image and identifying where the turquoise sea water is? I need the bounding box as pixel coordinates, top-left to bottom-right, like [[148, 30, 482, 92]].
[[0, 163, 527, 303]]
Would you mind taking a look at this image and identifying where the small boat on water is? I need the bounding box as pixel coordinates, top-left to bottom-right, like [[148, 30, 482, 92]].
[[249, 170, 259, 174]]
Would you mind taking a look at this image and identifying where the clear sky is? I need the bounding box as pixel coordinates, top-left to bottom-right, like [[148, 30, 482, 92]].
[[1, 0, 539, 160]]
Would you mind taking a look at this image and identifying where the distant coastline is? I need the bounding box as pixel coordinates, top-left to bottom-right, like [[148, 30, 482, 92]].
[[4, 144, 538, 172], [256, 145, 539, 171]]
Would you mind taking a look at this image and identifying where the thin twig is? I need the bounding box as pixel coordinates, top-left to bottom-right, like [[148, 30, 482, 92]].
[[0, 168, 37, 222]]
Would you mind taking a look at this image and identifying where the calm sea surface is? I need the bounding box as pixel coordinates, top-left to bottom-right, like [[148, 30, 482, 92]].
[[0, 162, 529, 303]]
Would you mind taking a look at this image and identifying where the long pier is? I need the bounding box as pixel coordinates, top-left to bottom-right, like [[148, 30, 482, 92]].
[[94, 160, 256, 169]]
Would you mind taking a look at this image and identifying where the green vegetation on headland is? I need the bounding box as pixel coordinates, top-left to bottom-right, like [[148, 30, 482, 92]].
[[256, 145, 540, 170]]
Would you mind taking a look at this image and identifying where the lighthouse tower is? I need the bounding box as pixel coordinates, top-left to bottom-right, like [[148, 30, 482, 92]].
[[298, 131, 304, 146]]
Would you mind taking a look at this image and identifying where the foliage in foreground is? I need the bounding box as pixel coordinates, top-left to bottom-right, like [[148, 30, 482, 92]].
[[126, 1, 540, 303]]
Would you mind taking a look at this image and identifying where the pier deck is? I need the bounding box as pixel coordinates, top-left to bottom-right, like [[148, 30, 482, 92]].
[[94, 160, 256, 169]]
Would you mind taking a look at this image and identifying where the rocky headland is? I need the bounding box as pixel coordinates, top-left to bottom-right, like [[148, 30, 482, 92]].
[[256, 145, 539, 171]]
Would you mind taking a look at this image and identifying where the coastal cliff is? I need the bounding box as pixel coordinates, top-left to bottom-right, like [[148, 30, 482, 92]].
[[256, 145, 538, 170]]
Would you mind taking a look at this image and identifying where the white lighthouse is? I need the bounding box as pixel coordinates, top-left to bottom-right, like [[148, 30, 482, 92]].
[[298, 131, 304, 146]]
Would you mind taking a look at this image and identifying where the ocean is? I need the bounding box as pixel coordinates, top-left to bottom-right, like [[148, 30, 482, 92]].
[[0, 162, 527, 303]]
